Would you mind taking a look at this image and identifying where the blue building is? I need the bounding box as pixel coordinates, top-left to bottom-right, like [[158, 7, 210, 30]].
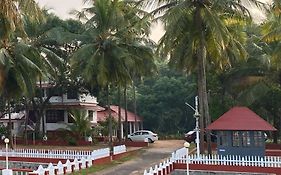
[[206, 107, 277, 157]]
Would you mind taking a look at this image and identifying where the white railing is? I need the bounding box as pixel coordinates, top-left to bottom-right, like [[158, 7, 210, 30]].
[[176, 154, 281, 168], [113, 145, 126, 155], [29, 145, 126, 175], [143, 158, 174, 175], [0, 145, 124, 161], [144, 147, 281, 175], [0, 149, 92, 160], [143, 147, 186, 175], [173, 147, 186, 160], [91, 148, 110, 160], [29, 156, 93, 175]]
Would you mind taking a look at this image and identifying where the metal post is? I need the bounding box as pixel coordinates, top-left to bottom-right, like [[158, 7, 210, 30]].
[[2, 138, 12, 175], [185, 96, 201, 158], [4, 138, 9, 169], [194, 96, 200, 158], [184, 142, 190, 175]]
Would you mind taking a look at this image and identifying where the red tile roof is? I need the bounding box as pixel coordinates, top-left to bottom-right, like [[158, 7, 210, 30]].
[[96, 105, 142, 122], [97, 108, 118, 122], [206, 106, 277, 131], [110, 105, 142, 122]]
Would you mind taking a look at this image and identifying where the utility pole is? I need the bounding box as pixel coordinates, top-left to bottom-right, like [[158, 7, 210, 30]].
[[185, 96, 200, 157]]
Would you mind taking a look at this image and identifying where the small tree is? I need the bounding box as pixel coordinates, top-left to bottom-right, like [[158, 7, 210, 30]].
[[68, 109, 92, 139]]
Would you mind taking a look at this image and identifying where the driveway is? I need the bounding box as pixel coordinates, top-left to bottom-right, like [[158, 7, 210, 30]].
[[96, 140, 185, 175]]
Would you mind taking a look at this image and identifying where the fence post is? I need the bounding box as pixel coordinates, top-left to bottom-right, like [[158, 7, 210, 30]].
[[46, 163, 54, 175], [37, 165, 45, 175], [65, 159, 72, 173], [81, 157, 86, 169], [153, 165, 158, 175], [57, 161, 64, 175]]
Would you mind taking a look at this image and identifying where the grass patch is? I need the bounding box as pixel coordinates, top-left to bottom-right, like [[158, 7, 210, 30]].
[[70, 149, 143, 175]]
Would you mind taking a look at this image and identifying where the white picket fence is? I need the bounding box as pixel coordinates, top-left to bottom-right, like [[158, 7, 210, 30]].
[[0, 148, 92, 159], [29, 157, 92, 175], [176, 154, 281, 168], [0, 145, 125, 160], [143, 158, 174, 175], [143, 147, 281, 175], [29, 145, 127, 175]]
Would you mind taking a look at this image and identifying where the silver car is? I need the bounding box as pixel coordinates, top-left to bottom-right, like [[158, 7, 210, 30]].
[[128, 130, 158, 143]]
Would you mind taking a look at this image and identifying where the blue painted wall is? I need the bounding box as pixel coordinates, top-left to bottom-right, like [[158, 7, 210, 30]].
[[217, 131, 265, 157]]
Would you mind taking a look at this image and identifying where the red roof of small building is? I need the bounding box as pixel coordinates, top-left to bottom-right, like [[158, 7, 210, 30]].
[[206, 106, 277, 131], [96, 105, 142, 122]]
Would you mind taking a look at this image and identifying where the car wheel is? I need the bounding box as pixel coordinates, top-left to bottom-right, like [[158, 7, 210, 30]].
[[148, 138, 154, 143]]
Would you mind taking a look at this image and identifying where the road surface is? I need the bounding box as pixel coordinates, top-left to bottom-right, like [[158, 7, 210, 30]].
[[96, 140, 185, 175]]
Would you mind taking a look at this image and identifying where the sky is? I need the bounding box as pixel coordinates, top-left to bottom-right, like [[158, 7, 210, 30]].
[[36, 0, 163, 42], [36, 0, 272, 42]]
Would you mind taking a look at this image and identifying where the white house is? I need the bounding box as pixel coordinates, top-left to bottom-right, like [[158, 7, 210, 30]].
[[1, 82, 143, 140], [27, 82, 99, 134]]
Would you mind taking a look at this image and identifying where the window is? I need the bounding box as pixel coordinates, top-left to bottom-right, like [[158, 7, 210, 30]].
[[46, 110, 64, 123], [242, 131, 251, 147], [68, 114, 75, 123], [254, 131, 263, 147], [67, 90, 78, 99], [232, 131, 240, 147], [219, 131, 228, 146], [142, 131, 149, 135], [35, 88, 44, 98], [47, 88, 62, 97]]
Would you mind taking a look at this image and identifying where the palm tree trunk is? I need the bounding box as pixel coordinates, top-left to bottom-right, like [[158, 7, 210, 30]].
[[117, 86, 122, 142], [24, 99, 29, 145], [39, 78, 46, 137], [197, 64, 205, 154], [195, 7, 212, 155], [124, 84, 128, 139], [107, 85, 113, 152], [133, 81, 137, 132], [8, 100, 13, 149]]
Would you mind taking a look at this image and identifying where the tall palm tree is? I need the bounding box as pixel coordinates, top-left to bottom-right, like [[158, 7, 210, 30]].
[[0, 0, 44, 93], [71, 0, 155, 146], [0, 39, 45, 147], [71, 0, 135, 150], [142, 0, 264, 154], [0, 1, 66, 142]]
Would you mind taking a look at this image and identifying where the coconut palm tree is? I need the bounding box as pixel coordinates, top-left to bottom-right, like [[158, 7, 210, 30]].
[[0, 0, 44, 93], [71, 0, 137, 150], [71, 0, 155, 147], [0, 1, 66, 143], [141, 0, 264, 154]]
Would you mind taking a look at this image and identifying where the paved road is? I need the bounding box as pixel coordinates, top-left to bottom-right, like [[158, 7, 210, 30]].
[[96, 140, 185, 175]]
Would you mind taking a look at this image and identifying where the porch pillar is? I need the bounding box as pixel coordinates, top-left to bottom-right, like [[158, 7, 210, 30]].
[[129, 122, 132, 134], [121, 123, 124, 139]]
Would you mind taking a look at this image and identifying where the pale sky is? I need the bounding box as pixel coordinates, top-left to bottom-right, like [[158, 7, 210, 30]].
[[36, 0, 271, 43], [36, 0, 163, 42]]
